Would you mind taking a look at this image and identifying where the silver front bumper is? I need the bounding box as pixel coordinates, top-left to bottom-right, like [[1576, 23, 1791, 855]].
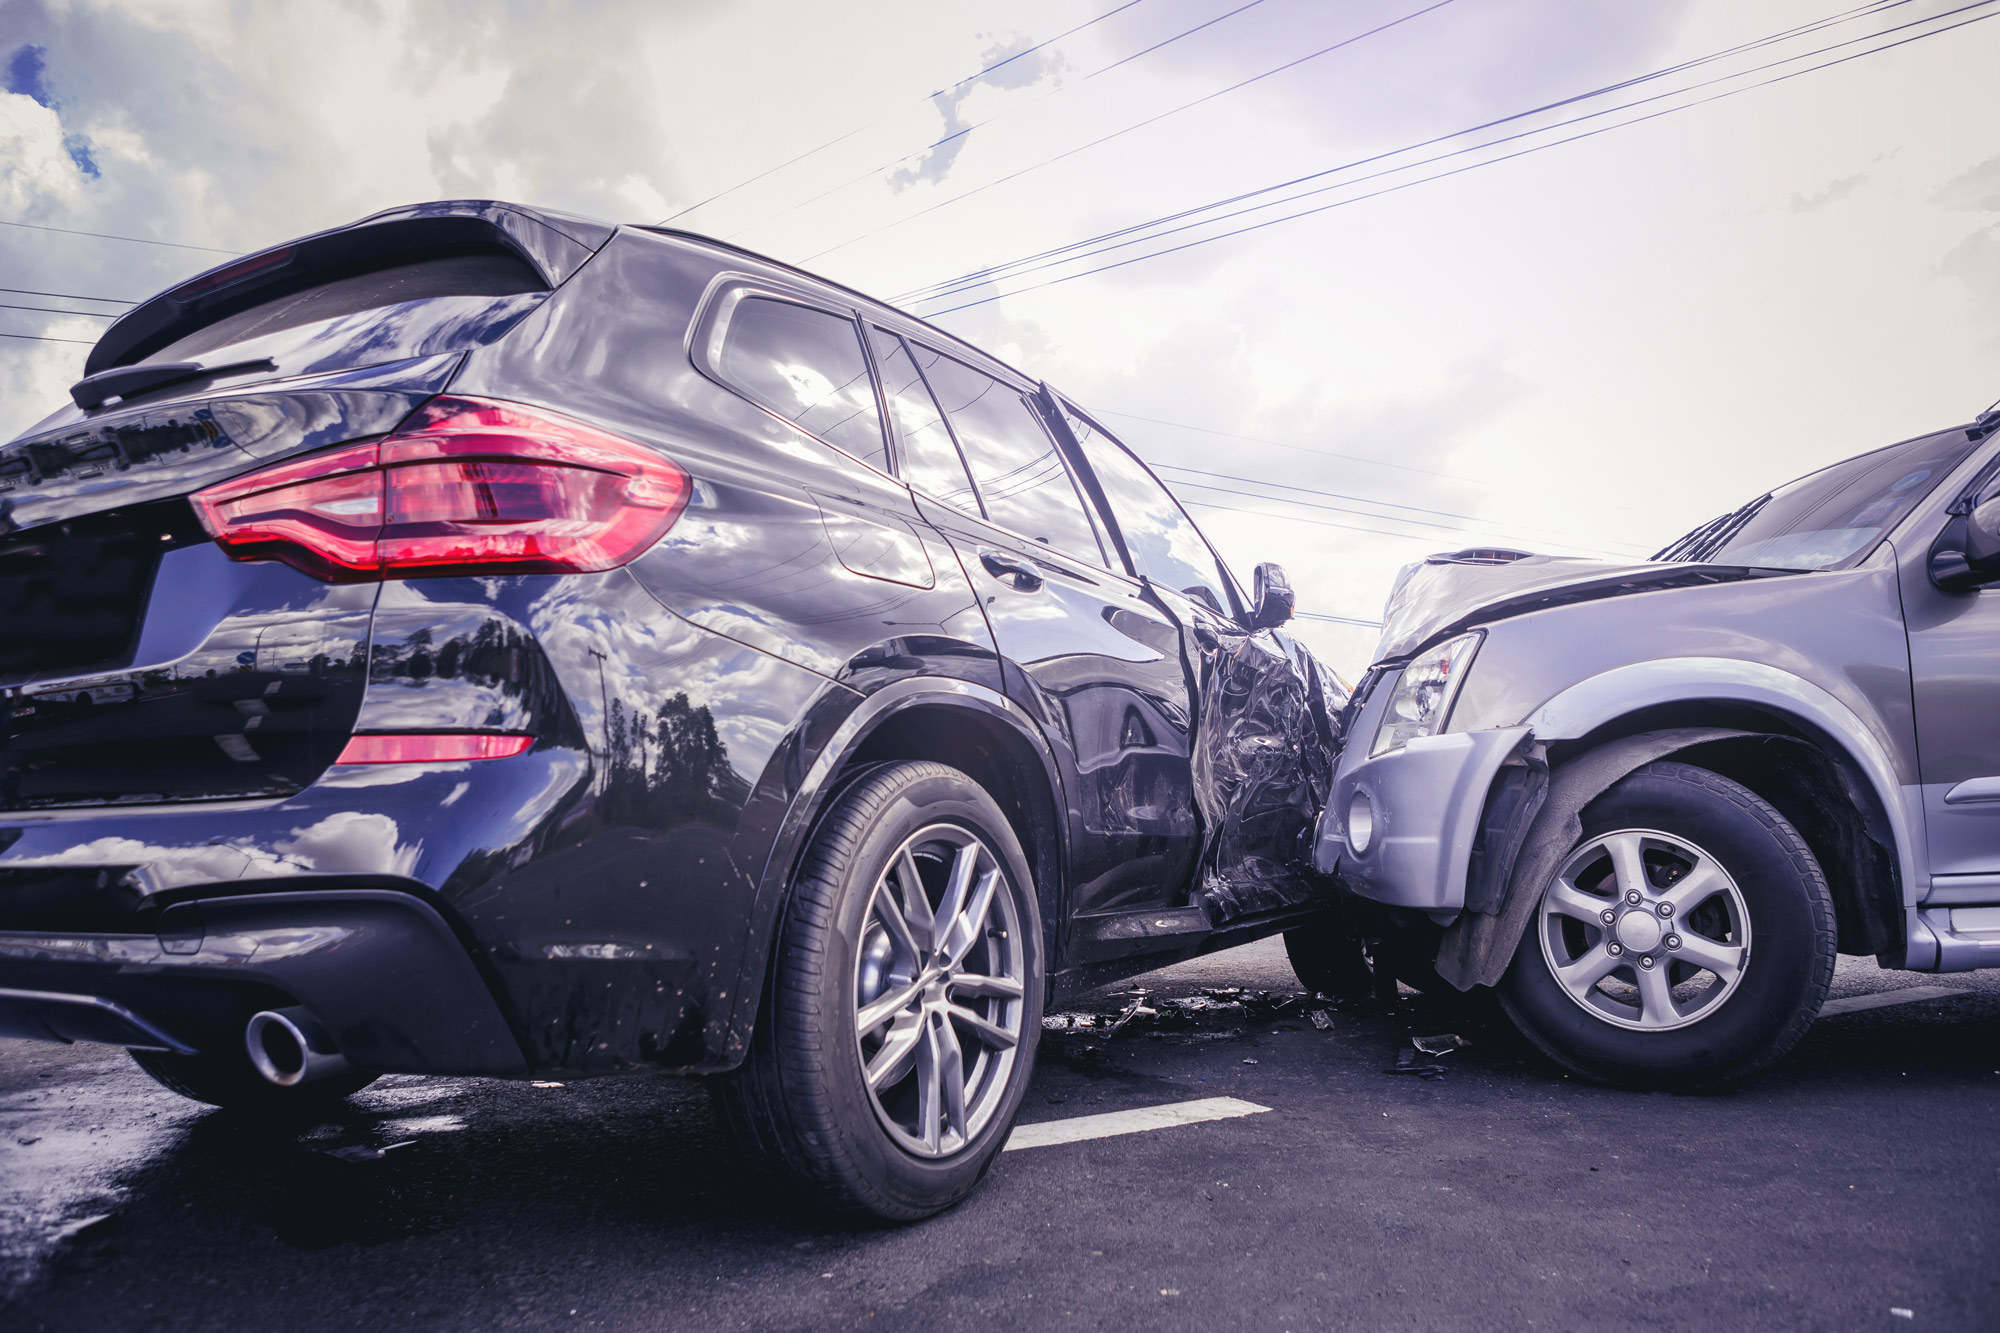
[[1314, 724, 1532, 915]]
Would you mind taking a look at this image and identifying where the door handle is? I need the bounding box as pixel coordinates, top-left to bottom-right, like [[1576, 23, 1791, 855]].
[[979, 550, 1044, 591]]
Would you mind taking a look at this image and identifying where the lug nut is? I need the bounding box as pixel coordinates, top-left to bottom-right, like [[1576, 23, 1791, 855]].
[[1657, 902, 1674, 918], [1639, 955, 1655, 970], [1601, 909, 1618, 924], [1625, 890, 1643, 905], [1665, 934, 1682, 951], [1608, 942, 1624, 956]]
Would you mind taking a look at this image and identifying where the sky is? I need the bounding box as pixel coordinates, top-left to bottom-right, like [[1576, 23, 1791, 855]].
[[2, 0, 1997, 676]]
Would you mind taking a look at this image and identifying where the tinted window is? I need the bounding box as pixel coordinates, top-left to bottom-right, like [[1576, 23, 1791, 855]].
[[868, 328, 977, 509], [919, 349, 1102, 562], [1659, 429, 1983, 571], [716, 298, 887, 472], [1064, 404, 1237, 616]]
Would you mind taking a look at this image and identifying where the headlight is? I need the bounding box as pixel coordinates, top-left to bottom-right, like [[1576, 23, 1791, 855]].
[[1370, 630, 1482, 757]]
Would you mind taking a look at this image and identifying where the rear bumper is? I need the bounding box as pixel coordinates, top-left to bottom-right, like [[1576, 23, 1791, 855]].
[[1316, 726, 1532, 915], [0, 887, 526, 1075]]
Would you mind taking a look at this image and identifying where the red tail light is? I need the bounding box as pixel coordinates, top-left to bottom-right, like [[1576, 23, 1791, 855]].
[[192, 396, 690, 581], [335, 733, 534, 764]]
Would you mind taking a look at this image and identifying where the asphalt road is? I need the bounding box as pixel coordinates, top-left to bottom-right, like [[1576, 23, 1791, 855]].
[[3, 938, 1996, 1331]]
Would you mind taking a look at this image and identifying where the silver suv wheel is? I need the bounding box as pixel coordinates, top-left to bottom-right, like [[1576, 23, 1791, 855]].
[[1537, 827, 1752, 1032]]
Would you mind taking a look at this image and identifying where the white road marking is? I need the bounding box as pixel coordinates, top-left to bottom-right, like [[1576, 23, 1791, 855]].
[[1818, 985, 1969, 1017], [1004, 1096, 1270, 1152]]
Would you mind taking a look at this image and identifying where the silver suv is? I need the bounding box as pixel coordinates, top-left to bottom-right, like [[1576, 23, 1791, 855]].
[[1296, 405, 2000, 1086]]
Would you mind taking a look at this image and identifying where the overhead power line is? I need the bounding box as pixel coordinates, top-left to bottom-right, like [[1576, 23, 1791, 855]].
[[0, 330, 95, 345], [0, 217, 235, 255], [1097, 407, 1497, 486], [661, 0, 1155, 225], [905, 1, 1975, 311], [0, 286, 136, 304], [0, 302, 119, 319], [726, 0, 1272, 243], [1293, 610, 1384, 629], [804, 0, 1457, 263], [1152, 462, 1650, 555], [898, 0, 1914, 302]]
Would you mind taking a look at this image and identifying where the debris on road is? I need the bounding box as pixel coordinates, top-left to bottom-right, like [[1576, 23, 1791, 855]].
[[317, 1140, 416, 1163], [1309, 1008, 1334, 1030], [1413, 1033, 1470, 1056], [1387, 1048, 1448, 1080]]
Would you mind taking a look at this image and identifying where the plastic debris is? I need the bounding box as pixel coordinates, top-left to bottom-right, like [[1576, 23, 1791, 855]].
[[1387, 1048, 1448, 1079], [1241, 1057, 1259, 1065], [1309, 1009, 1333, 1030], [530, 1080, 565, 1088], [319, 1140, 416, 1163], [1890, 1310, 1914, 1320], [1412, 1033, 1470, 1056]]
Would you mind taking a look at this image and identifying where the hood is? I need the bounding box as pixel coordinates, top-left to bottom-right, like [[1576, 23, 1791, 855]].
[[1374, 550, 1786, 662]]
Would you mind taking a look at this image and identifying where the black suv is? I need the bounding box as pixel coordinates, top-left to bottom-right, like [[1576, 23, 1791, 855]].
[[0, 200, 1345, 1219]]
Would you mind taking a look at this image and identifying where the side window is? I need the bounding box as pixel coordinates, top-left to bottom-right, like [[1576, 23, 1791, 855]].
[[867, 328, 978, 511], [1064, 404, 1238, 617], [714, 297, 887, 473], [917, 348, 1104, 563]]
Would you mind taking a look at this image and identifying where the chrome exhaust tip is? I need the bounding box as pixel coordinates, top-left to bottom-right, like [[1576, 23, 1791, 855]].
[[245, 1006, 349, 1087]]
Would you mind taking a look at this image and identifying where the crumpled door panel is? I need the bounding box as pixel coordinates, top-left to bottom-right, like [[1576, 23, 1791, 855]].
[[1187, 617, 1348, 922]]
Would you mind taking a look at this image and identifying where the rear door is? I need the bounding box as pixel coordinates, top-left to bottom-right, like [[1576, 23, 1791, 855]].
[[1054, 399, 1344, 924], [869, 329, 1202, 936]]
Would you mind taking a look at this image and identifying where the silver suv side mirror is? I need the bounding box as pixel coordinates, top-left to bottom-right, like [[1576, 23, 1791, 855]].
[[1248, 562, 1295, 629], [1929, 493, 2000, 591]]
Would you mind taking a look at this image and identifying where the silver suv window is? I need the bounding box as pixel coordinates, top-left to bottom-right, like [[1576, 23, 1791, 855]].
[[1658, 429, 1983, 571]]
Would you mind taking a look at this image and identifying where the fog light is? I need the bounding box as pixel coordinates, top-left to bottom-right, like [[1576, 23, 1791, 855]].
[[1347, 792, 1375, 854]]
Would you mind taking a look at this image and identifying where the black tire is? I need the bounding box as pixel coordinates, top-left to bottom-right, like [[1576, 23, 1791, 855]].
[[1284, 912, 1448, 1002], [129, 1048, 378, 1114], [710, 761, 1044, 1222], [1497, 761, 1835, 1089]]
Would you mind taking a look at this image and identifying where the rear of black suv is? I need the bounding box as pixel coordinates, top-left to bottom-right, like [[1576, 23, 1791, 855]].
[[0, 199, 1344, 1218]]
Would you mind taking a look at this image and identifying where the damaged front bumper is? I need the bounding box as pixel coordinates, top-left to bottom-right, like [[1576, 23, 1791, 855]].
[[1313, 722, 1533, 916]]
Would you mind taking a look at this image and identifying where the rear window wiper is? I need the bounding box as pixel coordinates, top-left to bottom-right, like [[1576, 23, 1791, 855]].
[[70, 356, 276, 410]]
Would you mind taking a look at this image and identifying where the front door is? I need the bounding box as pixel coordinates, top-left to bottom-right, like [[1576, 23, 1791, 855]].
[[1053, 399, 1346, 924], [1901, 445, 2000, 880]]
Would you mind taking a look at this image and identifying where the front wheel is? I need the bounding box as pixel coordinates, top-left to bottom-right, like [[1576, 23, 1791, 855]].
[[710, 761, 1043, 1221], [1497, 761, 1835, 1088]]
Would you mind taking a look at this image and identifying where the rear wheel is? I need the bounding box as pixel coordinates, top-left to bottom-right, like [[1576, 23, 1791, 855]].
[[129, 1047, 377, 1114], [710, 761, 1043, 1221], [1497, 761, 1834, 1088]]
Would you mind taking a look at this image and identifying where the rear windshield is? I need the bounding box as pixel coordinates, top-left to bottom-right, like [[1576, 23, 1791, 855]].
[[1657, 430, 1983, 571], [140, 252, 548, 375]]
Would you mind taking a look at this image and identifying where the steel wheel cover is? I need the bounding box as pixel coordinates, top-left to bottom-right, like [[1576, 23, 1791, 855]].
[[852, 822, 1026, 1159], [1536, 828, 1753, 1033]]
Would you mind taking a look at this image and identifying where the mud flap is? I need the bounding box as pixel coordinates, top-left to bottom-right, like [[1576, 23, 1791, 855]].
[[1435, 727, 1751, 990], [1187, 620, 1348, 923]]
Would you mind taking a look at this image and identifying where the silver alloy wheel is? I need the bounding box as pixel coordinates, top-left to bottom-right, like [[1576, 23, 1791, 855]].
[[852, 822, 1026, 1158], [1536, 828, 1753, 1032]]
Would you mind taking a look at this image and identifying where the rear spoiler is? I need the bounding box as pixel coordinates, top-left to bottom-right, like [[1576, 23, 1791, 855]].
[[83, 200, 615, 376]]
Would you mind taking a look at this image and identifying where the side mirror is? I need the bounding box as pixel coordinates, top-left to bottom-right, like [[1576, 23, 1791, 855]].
[[1248, 562, 1295, 629], [1929, 494, 2000, 591]]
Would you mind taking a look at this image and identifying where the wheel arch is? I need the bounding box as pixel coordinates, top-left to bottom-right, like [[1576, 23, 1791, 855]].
[[714, 678, 1069, 1070], [1522, 657, 1923, 964]]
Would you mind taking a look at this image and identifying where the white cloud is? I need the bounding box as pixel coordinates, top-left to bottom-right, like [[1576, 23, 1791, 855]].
[[3, 0, 1999, 677]]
